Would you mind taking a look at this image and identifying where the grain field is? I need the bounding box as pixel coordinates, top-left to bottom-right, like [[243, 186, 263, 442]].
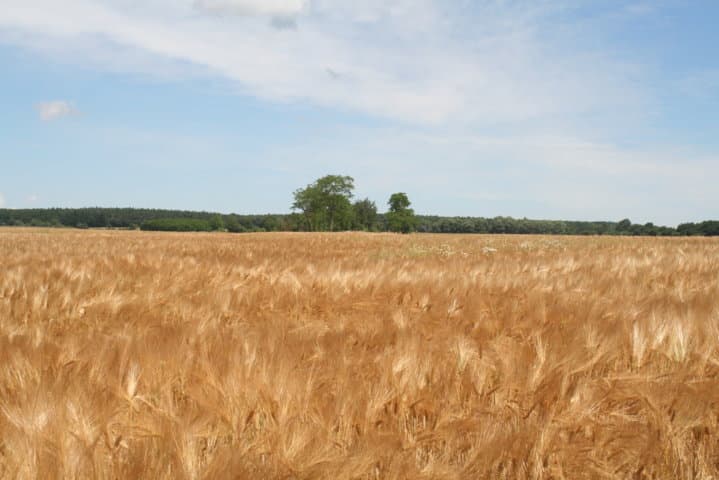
[[1, 229, 718, 479]]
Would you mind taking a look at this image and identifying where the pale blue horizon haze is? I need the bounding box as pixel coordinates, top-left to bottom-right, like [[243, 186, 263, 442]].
[[1, 0, 718, 226]]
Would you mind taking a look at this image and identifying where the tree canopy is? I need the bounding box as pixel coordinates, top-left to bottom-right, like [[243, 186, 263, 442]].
[[353, 198, 378, 231], [292, 175, 355, 231], [386, 192, 416, 233]]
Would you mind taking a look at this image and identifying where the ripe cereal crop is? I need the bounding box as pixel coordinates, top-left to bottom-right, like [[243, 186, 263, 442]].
[[1, 228, 718, 479]]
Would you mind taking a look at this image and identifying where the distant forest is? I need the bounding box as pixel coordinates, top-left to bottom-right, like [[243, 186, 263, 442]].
[[1, 207, 717, 236]]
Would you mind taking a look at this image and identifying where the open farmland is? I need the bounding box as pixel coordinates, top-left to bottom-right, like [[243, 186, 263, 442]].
[[1, 229, 719, 479]]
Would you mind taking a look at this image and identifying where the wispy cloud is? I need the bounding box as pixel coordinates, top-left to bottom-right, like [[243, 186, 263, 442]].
[[36, 100, 78, 121], [195, 0, 306, 29], [0, 1, 644, 125], [194, 0, 307, 17]]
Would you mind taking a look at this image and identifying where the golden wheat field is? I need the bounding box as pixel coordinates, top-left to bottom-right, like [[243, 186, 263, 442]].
[[1, 229, 719, 479]]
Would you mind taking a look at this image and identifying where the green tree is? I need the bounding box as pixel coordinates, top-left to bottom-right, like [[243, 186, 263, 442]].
[[642, 222, 658, 236], [209, 214, 225, 231], [224, 215, 244, 233], [617, 218, 632, 233], [353, 198, 378, 231], [386, 192, 416, 233], [292, 175, 355, 231]]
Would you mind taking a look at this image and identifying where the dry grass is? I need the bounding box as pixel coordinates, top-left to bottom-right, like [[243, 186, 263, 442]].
[[1, 228, 719, 479]]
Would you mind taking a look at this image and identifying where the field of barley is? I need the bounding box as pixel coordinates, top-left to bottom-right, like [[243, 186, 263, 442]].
[[1, 228, 718, 479]]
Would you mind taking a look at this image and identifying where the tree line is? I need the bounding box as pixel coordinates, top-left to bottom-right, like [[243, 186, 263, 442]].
[[0, 208, 287, 232], [0, 175, 716, 236]]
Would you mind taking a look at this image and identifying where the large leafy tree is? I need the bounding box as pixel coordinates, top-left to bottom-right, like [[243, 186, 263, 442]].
[[292, 175, 355, 231], [386, 192, 416, 233]]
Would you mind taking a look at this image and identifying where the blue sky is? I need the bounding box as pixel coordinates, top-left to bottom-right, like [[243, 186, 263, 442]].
[[1, 0, 717, 225]]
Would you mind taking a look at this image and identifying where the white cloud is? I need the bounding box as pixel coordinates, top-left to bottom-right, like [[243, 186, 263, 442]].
[[0, 1, 645, 125], [36, 100, 78, 121], [194, 0, 307, 17]]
